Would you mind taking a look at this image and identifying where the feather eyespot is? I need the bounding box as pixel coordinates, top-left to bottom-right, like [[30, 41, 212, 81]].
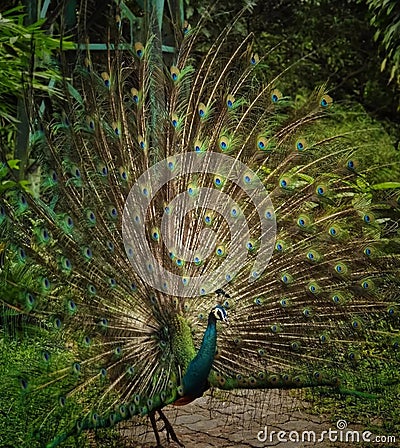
[[25, 292, 35, 308], [295, 138, 307, 151], [308, 281, 320, 294], [112, 122, 120, 136], [364, 246, 373, 257], [271, 89, 282, 103], [119, 167, 128, 181], [281, 273, 293, 284], [219, 136, 231, 151], [226, 94, 235, 108], [264, 208, 274, 220], [279, 176, 291, 189], [131, 87, 139, 104], [198, 103, 207, 118], [320, 94, 333, 107], [306, 250, 320, 261], [243, 173, 252, 184], [138, 135, 146, 149], [194, 255, 202, 266], [183, 20, 191, 34], [215, 245, 226, 257], [257, 136, 274, 152], [194, 140, 204, 152], [86, 210, 96, 225], [134, 42, 144, 59], [170, 66, 180, 82], [171, 113, 179, 128], [214, 175, 225, 188], [82, 246, 93, 259], [101, 72, 110, 88], [230, 207, 239, 218], [297, 214, 311, 228], [250, 53, 259, 65], [246, 240, 255, 251], [363, 213, 375, 224], [151, 227, 160, 242], [257, 137, 266, 150]]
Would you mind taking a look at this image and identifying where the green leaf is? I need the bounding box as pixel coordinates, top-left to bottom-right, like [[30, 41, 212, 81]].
[[7, 159, 20, 170], [67, 83, 83, 105], [0, 180, 17, 192], [19, 180, 32, 192], [297, 173, 315, 184], [371, 182, 400, 190]]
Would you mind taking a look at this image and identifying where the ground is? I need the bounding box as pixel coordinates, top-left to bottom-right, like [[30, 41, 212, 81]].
[[116, 390, 395, 448]]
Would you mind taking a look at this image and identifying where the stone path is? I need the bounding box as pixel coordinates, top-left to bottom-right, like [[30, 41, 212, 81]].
[[118, 389, 385, 448]]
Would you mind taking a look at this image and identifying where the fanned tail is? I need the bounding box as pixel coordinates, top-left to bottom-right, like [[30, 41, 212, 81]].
[[0, 5, 399, 447]]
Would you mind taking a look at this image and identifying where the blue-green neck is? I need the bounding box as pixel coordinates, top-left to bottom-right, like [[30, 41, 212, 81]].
[[181, 312, 217, 398]]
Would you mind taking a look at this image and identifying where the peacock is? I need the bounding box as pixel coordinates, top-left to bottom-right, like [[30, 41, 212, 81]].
[[1, 1, 400, 447]]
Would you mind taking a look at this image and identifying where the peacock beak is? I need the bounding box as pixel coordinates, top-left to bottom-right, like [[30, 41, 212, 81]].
[[223, 316, 229, 326]]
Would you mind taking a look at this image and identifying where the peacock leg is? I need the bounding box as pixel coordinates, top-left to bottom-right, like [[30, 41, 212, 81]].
[[157, 409, 185, 447], [149, 410, 163, 448]]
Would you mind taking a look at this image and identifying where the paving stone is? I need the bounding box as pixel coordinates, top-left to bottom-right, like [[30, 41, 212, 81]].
[[119, 389, 395, 448]]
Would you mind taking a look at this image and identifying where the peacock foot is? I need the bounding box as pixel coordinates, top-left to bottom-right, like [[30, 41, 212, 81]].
[[149, 409, 185, 447]]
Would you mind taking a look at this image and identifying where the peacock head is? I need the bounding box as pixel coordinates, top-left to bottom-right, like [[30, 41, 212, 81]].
[[211, 305, 229, 324]]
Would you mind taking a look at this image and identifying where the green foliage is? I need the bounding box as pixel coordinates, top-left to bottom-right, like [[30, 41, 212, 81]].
[[366, 0, 400, 83], [0, 6, 72, 155], [0, 7, 62, 120], [304, 361, 400, 440], [187, 0, 399, 140], [254, 1, 395, 110], [0, 318, 137, 447], [0, 322, 89, 447], [0, 159, 32, 195], [0, 295, 130, 447], [296, 99, 400, 184]]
